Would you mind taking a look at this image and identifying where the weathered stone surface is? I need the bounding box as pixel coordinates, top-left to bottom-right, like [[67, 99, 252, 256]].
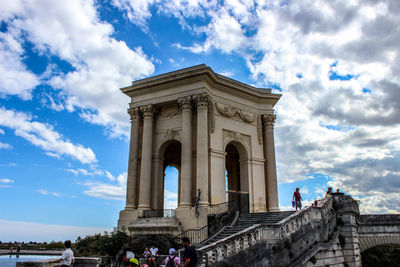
[[197, 195, 400, 267]]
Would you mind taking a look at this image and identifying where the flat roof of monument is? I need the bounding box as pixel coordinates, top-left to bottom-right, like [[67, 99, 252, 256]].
[[121, 65, 281, 102]]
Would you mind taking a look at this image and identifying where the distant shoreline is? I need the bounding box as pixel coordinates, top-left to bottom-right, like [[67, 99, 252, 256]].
[[0, 249, 62, 256]]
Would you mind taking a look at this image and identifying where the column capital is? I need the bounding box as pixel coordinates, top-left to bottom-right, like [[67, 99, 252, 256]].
[[193, 93, 211, 109], [262, 114, 276, 127], [140, 104, 155, 117], [128, 107, 140, 121], [178, 96, 192, 111]]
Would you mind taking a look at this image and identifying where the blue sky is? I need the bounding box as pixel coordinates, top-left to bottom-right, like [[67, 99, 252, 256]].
[[1, 0, 400, 242]]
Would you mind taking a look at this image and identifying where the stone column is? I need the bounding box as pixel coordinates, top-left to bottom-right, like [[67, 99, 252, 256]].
[[194, 93, 210, 206], [151, 156, 163, 210], [263, 114, 279, 211], [125, 107, 140, 209], [178, 96, 192, 207], [138, 104, 154, 210]]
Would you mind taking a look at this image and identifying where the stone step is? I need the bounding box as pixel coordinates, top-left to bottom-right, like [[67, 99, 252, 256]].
[[201, 211, 295, 246]]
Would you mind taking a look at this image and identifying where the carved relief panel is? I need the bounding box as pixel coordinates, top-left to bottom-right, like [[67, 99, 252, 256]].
[[215, 102, 256, 123]]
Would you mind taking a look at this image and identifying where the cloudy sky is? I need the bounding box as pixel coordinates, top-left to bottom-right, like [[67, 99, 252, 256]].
[[1, 0, 399, 242]]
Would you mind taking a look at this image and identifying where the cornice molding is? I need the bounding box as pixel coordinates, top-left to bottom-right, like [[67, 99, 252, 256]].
[[121, 65, 281, 107]]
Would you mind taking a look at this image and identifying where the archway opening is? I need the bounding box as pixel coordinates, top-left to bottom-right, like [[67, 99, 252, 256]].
[[361, 245, 400, 267], [162, 141, 181, 213], [225, 142, 249, 213], [164, 166, 179, 210]]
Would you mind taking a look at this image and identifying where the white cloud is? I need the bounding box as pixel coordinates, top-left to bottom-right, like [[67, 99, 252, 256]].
[[37, 189, 61, 197], [65, 167, 116, 181], [0, 178, 14, 183], [0, 178, 13, 188], [174, 8, 247, 54], [1, 0, 155, 138], [164, 189, 178, 209], [0, 219, 110, 242], [105, 171, 116, 181], [111, 0, 155, 31], [83, 172, 127, 200], [0, 107, 96, 164], [66, 168, 103, 177], [0, 141, 12, 149], [111, 0, 212, 31], [0, 32, 40, 100]]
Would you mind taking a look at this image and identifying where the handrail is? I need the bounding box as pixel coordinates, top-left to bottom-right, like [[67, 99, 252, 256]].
[[172, 194, 241, 244]]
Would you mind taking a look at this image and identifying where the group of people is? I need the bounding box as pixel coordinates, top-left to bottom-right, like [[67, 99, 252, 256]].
[[292, 187, 341, 211], [119, 237, 197, 267], [141, 245, 159, 266], [9, 242, 21, 257], [45, 236, 197, 267], [141, 237, 197, 267]]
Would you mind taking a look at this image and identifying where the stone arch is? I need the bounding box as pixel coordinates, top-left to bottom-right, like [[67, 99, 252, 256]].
[[359, 235, 400, 252], [224, 140, 250, 213], [153, 139, 182, 210], [222, 130, 251, 158]]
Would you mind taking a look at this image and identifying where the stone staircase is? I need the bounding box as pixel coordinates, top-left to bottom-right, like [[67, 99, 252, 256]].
[[197, 196, 339, 266], [202, 211, 295, 246]]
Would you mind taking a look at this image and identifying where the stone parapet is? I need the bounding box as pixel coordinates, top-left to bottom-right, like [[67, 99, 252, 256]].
[[16, 257, 100, 267]]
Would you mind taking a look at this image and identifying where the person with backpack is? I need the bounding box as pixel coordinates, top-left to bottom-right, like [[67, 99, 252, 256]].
[[182, 237, 197, 267], [164, 248, 180, 267]]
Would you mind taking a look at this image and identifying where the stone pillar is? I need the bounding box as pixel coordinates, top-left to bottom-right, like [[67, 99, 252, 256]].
[[178, 96, 192, 207], [151, 156, 163, 210], [194, 93, 210, 206], [263, 114, 279, 211], [125, 107, 140, 209], [335, 195, 362, 267], [138, 104, 154, 210]]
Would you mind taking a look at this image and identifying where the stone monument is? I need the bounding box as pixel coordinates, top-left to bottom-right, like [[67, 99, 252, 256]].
[[118, 64, 281, 236]]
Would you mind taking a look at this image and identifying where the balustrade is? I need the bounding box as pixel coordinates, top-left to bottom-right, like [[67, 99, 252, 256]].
[[198, 196, 334, 266]]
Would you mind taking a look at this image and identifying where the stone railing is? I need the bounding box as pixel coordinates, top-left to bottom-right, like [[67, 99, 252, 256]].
[[198, 196, 334, 266]]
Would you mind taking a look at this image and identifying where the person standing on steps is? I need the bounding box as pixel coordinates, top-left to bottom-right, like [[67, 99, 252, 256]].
[[325, 187, 333, 198], [292, 187, 303, 211], [182, 237, 197, 267]]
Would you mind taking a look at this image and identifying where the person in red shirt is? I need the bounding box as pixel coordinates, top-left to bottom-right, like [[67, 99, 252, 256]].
[[292, 187, 303, 211]]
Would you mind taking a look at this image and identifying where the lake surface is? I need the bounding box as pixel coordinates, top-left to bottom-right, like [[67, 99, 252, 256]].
[[0, 255, 59, 267]]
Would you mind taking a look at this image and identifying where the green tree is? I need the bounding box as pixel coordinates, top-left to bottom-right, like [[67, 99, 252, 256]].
[[75, 227, 129, 256]]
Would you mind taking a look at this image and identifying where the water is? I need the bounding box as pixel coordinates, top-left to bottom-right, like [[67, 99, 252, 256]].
[[0, 255, 59, 267]]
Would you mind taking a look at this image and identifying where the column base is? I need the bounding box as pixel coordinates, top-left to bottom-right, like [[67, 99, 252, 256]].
[[199, 201, 209, 206], [178, 202, 192, 207], [124, 204, 136, 210], [268, 207, 280, 212], [137, 205, 151, 210]]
